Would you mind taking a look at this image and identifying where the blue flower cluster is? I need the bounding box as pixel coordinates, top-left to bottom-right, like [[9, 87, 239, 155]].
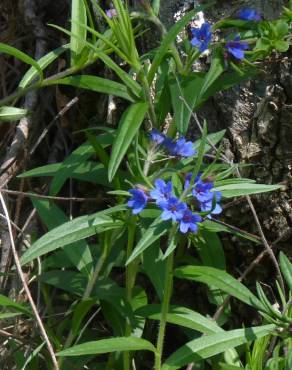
[[190, 8, 260, 60], [149, 129, 196, 158], [127, 175, 222, 234]]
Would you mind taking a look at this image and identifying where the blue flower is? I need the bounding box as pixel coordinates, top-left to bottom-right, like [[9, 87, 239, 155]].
[[149, 129, 166, 145], [127, 189, 148, 214], [158, 197, 187, 222], [192, 177, 214, 203], [162, 137, 176, 153], [238, 8, 261, 21], [200, 191, 222, 218], [226, 36, 249, 60], [172, 137, 196, 158], [179, 209, 202, 233], [150, 179, 173, 204], [191, 22, 212, 52]]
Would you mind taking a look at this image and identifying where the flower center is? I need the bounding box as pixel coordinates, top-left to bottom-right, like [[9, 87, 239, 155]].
[[183, 214, 192, 222]]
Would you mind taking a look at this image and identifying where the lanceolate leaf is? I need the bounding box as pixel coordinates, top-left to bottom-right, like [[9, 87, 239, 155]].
[[126, 216, 168, 265], [0, 294, 31, 316], [108, 102, 148, 182], [162, 325, 275, 370], [174, 266, 266, 312], [169, 73, 203, 135], [70, 0, 87, 66], [54, 75, 135, 102], [32, 198, 93, 277], [0, 42, 43, 82], [19, 44, 70, 88], [56, 337, 157, 357], [197, 47, 224, 103], [20, 211, 123, 266], [136, 304, 223, 334], [0, 106, 27, 121], [213, 183, 283, 198]]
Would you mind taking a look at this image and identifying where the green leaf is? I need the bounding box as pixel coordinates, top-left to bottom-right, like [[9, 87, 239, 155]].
[[196, 230, 225, 270], [19, 160, 126, 188], [54, 75, 135, 102], [49, 23, 142, 97], [0, 294, 31, 316], [0, 42, 43, 82], [40, 270, 123, 299], [203, 68, 257, 104], [108, 102, 148, 182], [71, 299, 95, 337], [174, 266, 265, 312], [195, 230, 227, 307], [20, 342, 46, 370], [70, 0, 87, 66], [19, 44, 70, 88], [32, 198, 93, 277], [201, 220, 260, 244], [279, 252, 292, 291], [20, 211, 123, 265], [0, 312, 23, 319], [273, 40, 289, 52], [213, 183, 283, 198], [198, 47, 224, 105], [96, 51, 142, 97], [169, 73, 203, 135], [126, 216, 168, 265], [255, 37, 272, 52], [274, 20, 289, 38], [142, 244, 167, 300], [219, 364, 244, 370], [0, 106, 27, 121], [152, 0, 160, 15], [194, 130, 226, 152], [162, 325, 275, 370], [45, 133, 114, 195], [56, 337, 157, 356], [136, 304, 223, 334]]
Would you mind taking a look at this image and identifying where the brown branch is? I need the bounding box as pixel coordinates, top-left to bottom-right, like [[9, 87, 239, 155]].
[[0, 188, 97, 203]]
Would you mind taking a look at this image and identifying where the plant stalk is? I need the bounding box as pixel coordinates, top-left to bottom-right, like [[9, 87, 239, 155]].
[[154, 244, 175, 370], [123, 218, 137, 370]]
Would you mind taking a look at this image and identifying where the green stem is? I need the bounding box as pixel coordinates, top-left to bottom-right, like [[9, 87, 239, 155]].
[[182, 50, 200, 75], [123, 219, 137, 370], [154, 235, 175, 370], [58, 232, 111, 368]]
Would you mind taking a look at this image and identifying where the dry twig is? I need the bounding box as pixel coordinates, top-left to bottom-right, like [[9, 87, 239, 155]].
[[0, 192, 60, 370]]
